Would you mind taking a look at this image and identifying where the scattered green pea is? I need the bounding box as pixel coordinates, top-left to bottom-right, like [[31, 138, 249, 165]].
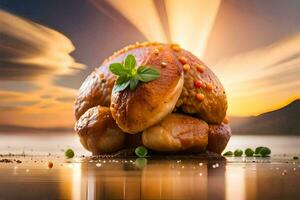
[[223, 151, 233, 156], [135, 146, 148, 158], [135, 158, 148, 169], [245, 148, 254, 157], [255, 147, 264, 154], [65, 149, 75, 158], [293, 156, 299, 160], [259, 147, 271, 157], [234, 149, 243, 157]]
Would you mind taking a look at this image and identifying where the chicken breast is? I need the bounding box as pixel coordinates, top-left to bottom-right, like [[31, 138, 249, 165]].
[[74, 106, 125, 155], [142, 113, 208, 153], [207, 123, 231, 154], [74, 42, 162, 120], [74, 68, 114, 120], [74, 42, 227, 125], [110, 45, 184, 133], [174, 47, 227, 124]]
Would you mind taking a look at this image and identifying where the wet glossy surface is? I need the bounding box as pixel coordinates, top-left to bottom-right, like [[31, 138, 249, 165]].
[[0, 155, 300, 200], [0, 134, 300, 200]]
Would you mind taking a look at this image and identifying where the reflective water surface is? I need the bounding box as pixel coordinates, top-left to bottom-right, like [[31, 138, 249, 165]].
[[0, 134, 300, 200]]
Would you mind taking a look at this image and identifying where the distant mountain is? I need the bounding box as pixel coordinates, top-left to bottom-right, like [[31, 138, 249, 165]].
[[230, 99, 300, 135], [0, 125, 73, 134]]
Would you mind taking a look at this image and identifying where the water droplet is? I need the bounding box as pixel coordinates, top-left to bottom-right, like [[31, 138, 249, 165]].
[[96, 163, 102, 167]]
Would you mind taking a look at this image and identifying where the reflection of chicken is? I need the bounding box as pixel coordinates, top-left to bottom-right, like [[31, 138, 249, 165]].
[[74, 42, 231, 155]]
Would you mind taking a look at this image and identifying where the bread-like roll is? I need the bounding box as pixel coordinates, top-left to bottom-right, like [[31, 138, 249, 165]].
[[174, 48, 227, 124], [142, 113, 208, 153], [207, 123, 231, 154], [74, 69, 114, 120], [74, 42, 227, 125], [74, 42, 160, 120], [74, 42, 164, 120], [74, 106, 125, 154], [110, 45, 184, 133]]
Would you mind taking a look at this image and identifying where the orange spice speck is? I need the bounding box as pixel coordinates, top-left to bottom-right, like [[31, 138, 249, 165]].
[[196, 93, 205, 102], [194, 80, 202, 88], [206, 82, 213, 91], [223, 116, 229, 124], [196, 65, 205, 73], [171, 44, 180, 52], [183, 64, 190, 71], [98, 72, 104, 79], [179, 56, 188, 64], [153, 48, 159, 55], [48, 161, 53, 169], [161, 62, 167, 68]]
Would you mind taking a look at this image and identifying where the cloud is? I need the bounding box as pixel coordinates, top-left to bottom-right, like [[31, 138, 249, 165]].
[[0, 10, 84, 128], [0, 9, 85, 81], [215, 34, 300, 116]]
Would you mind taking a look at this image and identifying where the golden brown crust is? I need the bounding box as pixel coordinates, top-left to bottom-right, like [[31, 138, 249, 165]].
[[74, 42, 230, 155], [174, 49, 227, 124], [74, 42, 227, 124], [74, 106, 126, 154], [110, 45, 184, 133], [142, 114, 209, 153], [74, 69, 114, 120], [74, 42, 163, 120], [207, 123, 232, 154]]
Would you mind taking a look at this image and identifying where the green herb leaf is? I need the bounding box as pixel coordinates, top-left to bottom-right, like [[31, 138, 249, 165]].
[[113, 80, 130, 93], [109, 63, 127, 76], [116, 76, 130, 84], [137, 66, 160, 82], [130, 76, 139, 90], [124, 54, 136, 70], [109, 55, 160, 92]]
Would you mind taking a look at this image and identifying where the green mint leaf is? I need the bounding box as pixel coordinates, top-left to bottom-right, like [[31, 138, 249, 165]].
[[129, 76, 139, 90], [109, 55, 160, 93], [124, 54, 136, 70], [113, 80, 130, 93], [137, 66, 160, 82], [109, 63, 127, 76], [116, 76, 130, 84]]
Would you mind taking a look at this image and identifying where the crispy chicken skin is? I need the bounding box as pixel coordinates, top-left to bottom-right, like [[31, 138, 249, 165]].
[[142, 114, 208, 153], [111, 45, 184, 133], [74, 42, 162, 120], [74, 69, 114, 120], [207, 123, 231, 154], [175, 50, 227, 124], [74, 42, 227, 124], [75, 106, 125, 155], [74, 42, 230, 155]]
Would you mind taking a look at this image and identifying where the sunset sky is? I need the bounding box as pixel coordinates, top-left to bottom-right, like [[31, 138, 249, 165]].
[[0, 0, 300, 129]]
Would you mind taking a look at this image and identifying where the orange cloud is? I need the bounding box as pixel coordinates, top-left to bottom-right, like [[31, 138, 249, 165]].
[[214, 34, 300, 116], [0, 10, 84, 128]]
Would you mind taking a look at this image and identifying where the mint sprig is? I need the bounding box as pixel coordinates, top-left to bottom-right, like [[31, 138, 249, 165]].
[[109, 54, 160, 93]]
